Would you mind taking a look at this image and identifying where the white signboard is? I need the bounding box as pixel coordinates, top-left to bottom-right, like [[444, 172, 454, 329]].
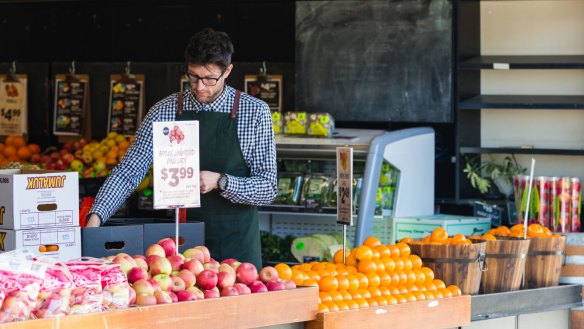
[[336, 147, 353, 225], [152, 121, 200, 209], [0, 75, 27, 136]]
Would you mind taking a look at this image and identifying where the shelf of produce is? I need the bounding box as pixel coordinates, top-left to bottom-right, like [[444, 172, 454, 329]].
[[305, 295, 470, 329], [0, 287, 319, 329], [471, 284, 582, 321]]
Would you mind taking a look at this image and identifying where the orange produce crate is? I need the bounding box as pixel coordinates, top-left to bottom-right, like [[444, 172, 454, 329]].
[[305, 295, 470, 329], [0, 286, 318, 329]]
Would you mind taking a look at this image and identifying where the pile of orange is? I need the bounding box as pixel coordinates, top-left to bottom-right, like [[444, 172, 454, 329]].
[[485, 223, 560, 239], [405, 228, 473, 245], [0, 135, 41, 168], [284, 236, 462, 313]]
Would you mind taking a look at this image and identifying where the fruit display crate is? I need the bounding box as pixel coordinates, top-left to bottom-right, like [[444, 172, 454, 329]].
[[305, 295, 471, 329], [0, 286, 318, 329]]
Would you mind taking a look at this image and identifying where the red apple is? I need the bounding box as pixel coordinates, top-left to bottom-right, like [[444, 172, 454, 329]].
[[194, 246, 211, 263], [133, 254, 146, 260], [135, 294, 157, 306], [176, 290, 198, 302], [167, 291, 178, 303], [127, 267, 148, 284], [217, 271, 236, 289], [181, 259, 204, 276], [203, 259, 220, 273], [236, 262, 258, 285], [146, 255, 163, 267], [147, 279, 161, 293], [196, 269, 218, 290], [132, 279, 155, 296], [157, 238, 177, 257], [266, 280, 286, 292], [112, 254, 138, 275], [167, 255, 185, 272], [220, 286, 239, 297], [259, 266, 279, 284], [186, 286, 205, 300], [282, 279, 297, 290], [221, 258, 242, 270], [177, 269, 197, 289], [128, 286, 137, 304], [133, 257, 148, 270], [233, 283, 251, 295], [152, 274, 172, 291], [182, 248, 205, 264], [170, 276, 186, 293], [149, 257, 172, 276], [146, 244, 166, 258], [249, 280, 268, 293], [203, 287, 220, 299], [154, 290, 173, 304]]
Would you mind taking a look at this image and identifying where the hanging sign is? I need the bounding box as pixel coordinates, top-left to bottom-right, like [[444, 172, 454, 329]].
[[244, 74, 283, 112], [337, 147, 353, 225], [0, 74, 27, 135], [108, 74, 145, 136], [152, 121, 200, 209], [53, 74, 90, 136]]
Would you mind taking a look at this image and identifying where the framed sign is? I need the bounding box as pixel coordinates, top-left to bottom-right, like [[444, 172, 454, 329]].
[[244, 74, 283, 112], [337, 147, 353, 226], [0, 74, 27, 136], [108, 74, 145, 136], [53, 74, 90, 136]]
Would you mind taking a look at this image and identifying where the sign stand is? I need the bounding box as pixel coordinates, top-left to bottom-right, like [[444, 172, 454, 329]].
[[337, 146, 353, 264]]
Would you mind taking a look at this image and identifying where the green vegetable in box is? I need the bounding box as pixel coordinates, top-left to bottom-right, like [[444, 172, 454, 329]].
[[271, 111, 283, 135], [274, 172, 304, 205], [307, 113, 335, 137], [300, 173, 331, 208], [291, 233, 350, 263], [284, 111, 307, 135]]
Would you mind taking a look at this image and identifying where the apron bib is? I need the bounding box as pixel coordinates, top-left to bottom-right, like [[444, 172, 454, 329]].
[[176, 91, 262, 269]]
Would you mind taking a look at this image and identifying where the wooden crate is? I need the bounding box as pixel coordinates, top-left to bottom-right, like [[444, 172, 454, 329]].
[[0, 286, 318, 329], [305, 295, 470, 329], [561, 245, 584, 277]]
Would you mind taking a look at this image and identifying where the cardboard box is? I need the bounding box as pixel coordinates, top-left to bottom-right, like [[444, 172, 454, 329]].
[[0, 169, 79, 230], [388, 214, 492, 243], [143, 222, 204, 254], [0, 226, 81, 261], [81, 225, 143, 258]]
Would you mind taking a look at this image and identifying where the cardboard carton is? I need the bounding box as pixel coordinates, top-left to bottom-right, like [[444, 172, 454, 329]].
[[0, 226, 81, 261]]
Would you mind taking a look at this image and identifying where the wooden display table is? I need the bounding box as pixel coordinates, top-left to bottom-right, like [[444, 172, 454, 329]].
[[0, 287, 318, 329], [305, 295, 471, 329]]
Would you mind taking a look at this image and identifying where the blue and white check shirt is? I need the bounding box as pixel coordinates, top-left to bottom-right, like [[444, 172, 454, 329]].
[[90, 85, 278, 224]]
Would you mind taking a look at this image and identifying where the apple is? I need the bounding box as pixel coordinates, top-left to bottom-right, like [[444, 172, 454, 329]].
[[168, 291, 178, 303], [170, 276, 186, 292], [149, 257, 172, 276], [178, 269, 197, 289], [266, 280, 286, 292], [147, 279, 161, 293], [249, 280, 268, 293], [217, 271, 236, 289], [152, 274, 173, 291], [282, 279, 297, 290], [221, 258, 242, 270], [70, 159, 84, 172], [203, 259, 220, 273], [157, 238, 177, 257], [128, 286, 137, 304], [177, 290, 198, 302], [183, 248, 206, 264], [133, 257, 148, 271], [154, 291, 173, 304], [61, 152, 75, 165], [146, 255, 163, 267], [233, 283, 251, 295], [259, 266, 279, 284], [236, 262, 258, 285], [194, 246, 211, 263], [127, 267, 149, 284], [186, 286, 205, 300], [182, 259, 204, 276], [133, 254, 146, 260], [220, 286, 239, 297], [167, 255, 185, 272], [135, 294, 157, 306], [146, 244, 166, 258], [132, 279, 155, 296], [203, 287, 220, 299], [197, 269, 218, 290], [113, 254, 138, 275]]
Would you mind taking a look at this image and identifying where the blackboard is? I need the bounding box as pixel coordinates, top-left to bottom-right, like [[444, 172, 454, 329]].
[[295, 0, 452, 123]]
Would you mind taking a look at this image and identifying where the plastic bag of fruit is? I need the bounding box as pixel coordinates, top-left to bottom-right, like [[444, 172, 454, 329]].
[[30, 257, 73, 319], [0, 251, 48, 323], [101, 262, 130, 310], [66, 257, 106, 314]]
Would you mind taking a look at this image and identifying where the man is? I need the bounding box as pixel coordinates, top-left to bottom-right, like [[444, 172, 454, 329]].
[[86, 28, 278, 269]]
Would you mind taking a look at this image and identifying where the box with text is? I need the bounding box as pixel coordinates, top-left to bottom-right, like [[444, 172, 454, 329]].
[[0, 226, 81, 261]]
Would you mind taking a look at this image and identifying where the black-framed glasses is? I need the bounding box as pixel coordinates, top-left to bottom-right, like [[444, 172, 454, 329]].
[[184, 71, 225, 86]]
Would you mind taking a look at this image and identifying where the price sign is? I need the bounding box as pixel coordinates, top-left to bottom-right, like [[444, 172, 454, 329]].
[[152, 121, 200, 209], [337, 147, 353, 225], [0, 76, 27, 135]]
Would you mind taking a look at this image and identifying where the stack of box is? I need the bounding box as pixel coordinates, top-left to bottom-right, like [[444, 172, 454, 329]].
[[0, 169, 82, 261]]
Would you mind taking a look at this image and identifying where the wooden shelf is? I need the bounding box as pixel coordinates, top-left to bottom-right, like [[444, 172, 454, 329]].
[[459, 55, 584, 69], [305, 295, 471, 329], [1, 287, 319, 329], [459, 95, 584, 110], [459, 147, 584, 156]]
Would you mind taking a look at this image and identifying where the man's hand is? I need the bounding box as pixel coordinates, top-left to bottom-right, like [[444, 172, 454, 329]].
[[200, 171, 221, 194], [86, 214, 101, 227]]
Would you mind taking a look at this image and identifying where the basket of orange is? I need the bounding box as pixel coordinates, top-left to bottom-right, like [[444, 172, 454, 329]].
[[520, 224, 566, 289], [405, 229, 486, 295]]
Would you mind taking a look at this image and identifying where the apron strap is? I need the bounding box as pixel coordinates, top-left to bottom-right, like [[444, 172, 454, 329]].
[[231, 90, 241, 120], [176, 91, 184, 117]]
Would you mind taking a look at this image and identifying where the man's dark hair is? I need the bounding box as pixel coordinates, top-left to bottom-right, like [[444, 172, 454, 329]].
[[184, 28, 234, 70]]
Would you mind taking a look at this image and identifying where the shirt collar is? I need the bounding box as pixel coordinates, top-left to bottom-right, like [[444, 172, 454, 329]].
[[185, 85, 234, 113]]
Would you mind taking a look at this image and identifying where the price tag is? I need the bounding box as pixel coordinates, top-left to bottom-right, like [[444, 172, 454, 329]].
[[0, 76, 27, 135], [337, 147, 353, 226], [152, 121, 200, 209]]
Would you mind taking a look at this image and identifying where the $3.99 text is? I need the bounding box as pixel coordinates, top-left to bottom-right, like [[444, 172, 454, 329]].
[[160, 167, 194, 187]]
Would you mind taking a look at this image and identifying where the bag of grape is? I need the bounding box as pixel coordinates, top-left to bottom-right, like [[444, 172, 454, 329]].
[[66, 257, 106, 314], [101, 262, 130, 310], [31, 257, 73, 319], [0, 252, 48, 323]]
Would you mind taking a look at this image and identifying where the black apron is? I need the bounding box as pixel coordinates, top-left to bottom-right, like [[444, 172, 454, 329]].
[[176, 91, 262, 269]]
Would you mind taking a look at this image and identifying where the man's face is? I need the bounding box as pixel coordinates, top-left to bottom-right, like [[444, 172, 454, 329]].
[[186, 63, 232, 104]]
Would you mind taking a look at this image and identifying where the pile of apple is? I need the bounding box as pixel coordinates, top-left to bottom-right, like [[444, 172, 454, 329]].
[[108, 238, 297, 306]]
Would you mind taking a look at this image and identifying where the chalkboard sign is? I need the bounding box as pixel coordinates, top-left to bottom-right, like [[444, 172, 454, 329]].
[[473, 201, 503, 227], [295, 0, 452, 123]]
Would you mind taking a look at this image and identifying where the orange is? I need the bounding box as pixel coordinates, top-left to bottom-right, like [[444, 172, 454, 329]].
[[481, 233, 497, 241], [386, 295, 398, 305], [365, 271, 380, 288], [354, 245, 373, 261], [412, 291, 426, 301], [450, 234, 467, 245], [3, 145, 16, 157], [447, 285, 462, 297], [367, 286, 382, 297], [402, 292, 417, 302], [358, 288, 372, 299], [380, 256, 396, 272], [305, 270, 321, 282], [399, 237, 414, 244], [377, 270, 391, 287], [433, 279, 446, 290], [375, 244, 391, 258], [16, 146, 31, 160], [354, 298, 369, 308], [291, 269, 306, 285], [318, 275, 339, 292], [363, 236, 382, 248], [311, 262, 327, 271], [392, 256, 405, 272], [432, 290, 444, 299], [357, 258, 377, 273], [366, 298, 378, 307], [415, 283, 427, 292], [319, 291, 332, 303], [348, 289, 362, 299], [421, 267, 434, 282], [374, 259, 385, 272], [27, 143, 41, 154], [378, 286, 390, 296], [421, 235, 432, 244], [387, 244, 400, 257], [9, 136, 26, 148], [394, 294, 407, 304], [509, 229, 524, 238], [375, 295, 388, 306], [495, 226, 510, 237], [318, 303, 329, 313], [402, 256, 413, 271], [335, 275, 350, 291], [440, 288, 453, 298], [403, 269, 416, 286], [468, 235, 481, 240], [543, 226, 553, 237], [388, 285, 400, 296], [395, 242, 411, 257], [333, 248, 351, 264], [328, 290, 343, 302], [301, 278, 318, 287], [409, 254, 423, 269], [345, 299, 359, 310], [371, 248, 381, 260], [389, 271, 401, 286], [424, 281, 436, 291], [335, 300, 349, 311], [324, 301, 339, 312], [423, 291, 435, 300], [355, 272, 369, 289], [347, 274, 360, 291], [338, 290, 352, 301], [527, 223, 545, 238], [431, 228, 448, 243], [487, 228, 497, 235], [413, 269, 425, 285], [274, 263, 292, 280]]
